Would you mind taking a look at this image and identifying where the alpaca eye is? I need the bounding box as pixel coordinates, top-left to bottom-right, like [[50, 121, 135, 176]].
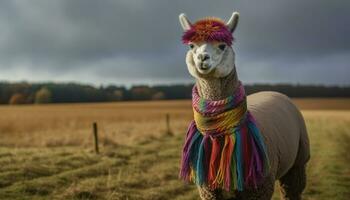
[[189, 44, 195, 49], [218, 44, 226, 51]]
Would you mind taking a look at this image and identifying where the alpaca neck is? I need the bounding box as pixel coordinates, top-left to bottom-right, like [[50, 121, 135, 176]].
[[196, 66, 240, 100]]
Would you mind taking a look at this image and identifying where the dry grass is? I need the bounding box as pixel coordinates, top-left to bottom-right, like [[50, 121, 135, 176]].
[[0, 100, 192, 147], [293, 98, 350, 110], [1, 98, 349, 147], [0, 99, 349, 199]]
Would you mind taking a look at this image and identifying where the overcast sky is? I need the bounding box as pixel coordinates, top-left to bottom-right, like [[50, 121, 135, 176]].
[[0, 0, 349, 86]]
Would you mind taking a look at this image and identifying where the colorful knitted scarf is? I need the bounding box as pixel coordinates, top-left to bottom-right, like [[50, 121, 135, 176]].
[[179, 82, 269, 191]]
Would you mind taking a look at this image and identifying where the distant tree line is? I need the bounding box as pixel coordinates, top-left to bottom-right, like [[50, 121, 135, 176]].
[[0, 82, 349, 105]]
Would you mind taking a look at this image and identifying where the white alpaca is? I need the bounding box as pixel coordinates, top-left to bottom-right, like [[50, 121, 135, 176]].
[[179, 11, 310, 200]]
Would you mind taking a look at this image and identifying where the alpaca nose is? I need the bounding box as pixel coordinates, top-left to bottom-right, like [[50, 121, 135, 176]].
[[198, 54, 210, 62]]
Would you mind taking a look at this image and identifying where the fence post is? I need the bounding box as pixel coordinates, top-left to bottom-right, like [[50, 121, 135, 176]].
[[166, 113, 173, 136], [93, 122, 99, 154]]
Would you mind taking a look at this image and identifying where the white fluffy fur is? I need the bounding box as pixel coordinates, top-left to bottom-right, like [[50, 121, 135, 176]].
[[186, 46, 235, 78]]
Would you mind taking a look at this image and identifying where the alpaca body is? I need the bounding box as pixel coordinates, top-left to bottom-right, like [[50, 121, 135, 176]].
[[196, 80, 310, 200]]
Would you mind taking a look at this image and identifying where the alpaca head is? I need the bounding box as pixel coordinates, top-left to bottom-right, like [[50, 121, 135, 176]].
[[179, 11, 239, 78]]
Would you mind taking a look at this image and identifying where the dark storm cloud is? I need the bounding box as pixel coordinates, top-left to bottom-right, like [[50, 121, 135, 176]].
[[0, 0, 349, 85]]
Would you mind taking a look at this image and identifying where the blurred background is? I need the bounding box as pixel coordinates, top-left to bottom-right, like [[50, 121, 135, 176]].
[[0, 1, 349, 200]]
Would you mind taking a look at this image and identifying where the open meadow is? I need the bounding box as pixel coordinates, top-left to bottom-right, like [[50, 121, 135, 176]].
[[0, 99, 349, 200]]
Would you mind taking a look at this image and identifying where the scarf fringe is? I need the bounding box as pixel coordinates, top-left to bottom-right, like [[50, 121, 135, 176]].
[[179, 112, 269, 191]]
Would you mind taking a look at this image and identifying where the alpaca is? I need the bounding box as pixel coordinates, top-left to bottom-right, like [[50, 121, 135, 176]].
[[178, 11, 310, 200]]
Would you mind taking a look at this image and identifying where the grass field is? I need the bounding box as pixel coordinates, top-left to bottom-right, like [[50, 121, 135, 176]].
[[0, 99, 349, 199]]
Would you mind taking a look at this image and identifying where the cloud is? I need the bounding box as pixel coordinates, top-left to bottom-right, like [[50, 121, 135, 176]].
[[0, 0, 349, 85]]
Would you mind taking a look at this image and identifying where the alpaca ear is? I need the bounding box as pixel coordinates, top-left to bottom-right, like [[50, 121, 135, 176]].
[[226, 11, 239, 33], [179, 13, 192, 31]]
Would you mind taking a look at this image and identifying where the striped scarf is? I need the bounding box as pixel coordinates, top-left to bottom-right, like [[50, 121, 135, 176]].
[[179, 82, 269, 191]]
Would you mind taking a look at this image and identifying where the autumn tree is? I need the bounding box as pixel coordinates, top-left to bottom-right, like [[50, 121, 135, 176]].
[[112, 90, 124, 101], [9, 93, 27, 104], [152, 91, 165, 100], [34, 87, 52, 104], [130, 86, 154, 100]]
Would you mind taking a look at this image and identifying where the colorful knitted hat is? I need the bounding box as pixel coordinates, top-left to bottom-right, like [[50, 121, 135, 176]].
[[182, 18, 233, 46]]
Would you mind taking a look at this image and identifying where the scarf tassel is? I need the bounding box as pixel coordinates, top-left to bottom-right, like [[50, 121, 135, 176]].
[[179, 121, 201, 181], [180, 115, 269, 191]]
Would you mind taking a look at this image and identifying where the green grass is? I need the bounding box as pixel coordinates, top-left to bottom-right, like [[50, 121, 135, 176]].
[[0, 112, 349, 200]]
